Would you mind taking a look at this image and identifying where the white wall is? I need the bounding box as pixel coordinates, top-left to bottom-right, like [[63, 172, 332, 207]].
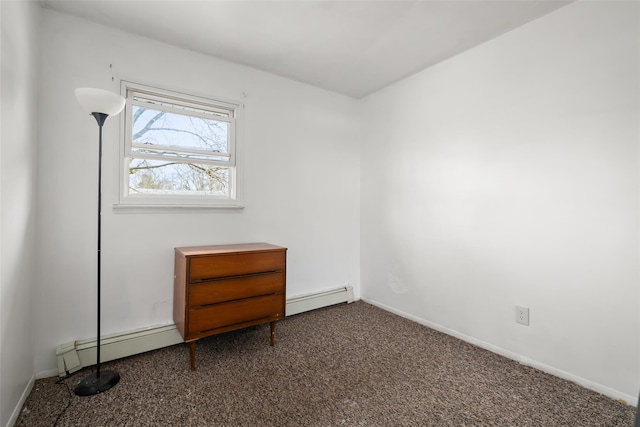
[[33, 9, 361, 375], [0, 1, 40, 425], [361, 1, 639, 402]]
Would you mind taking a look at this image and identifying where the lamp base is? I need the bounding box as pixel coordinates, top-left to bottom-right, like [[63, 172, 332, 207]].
[[74, 370, 120, 396]]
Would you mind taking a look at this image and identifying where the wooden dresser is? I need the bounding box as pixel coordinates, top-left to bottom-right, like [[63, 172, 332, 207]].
[[173, 243, 287, 370]]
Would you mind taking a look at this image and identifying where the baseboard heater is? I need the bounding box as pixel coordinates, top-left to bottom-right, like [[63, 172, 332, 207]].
[[285, 285, 354, 316], [56, 285, 354, 376]]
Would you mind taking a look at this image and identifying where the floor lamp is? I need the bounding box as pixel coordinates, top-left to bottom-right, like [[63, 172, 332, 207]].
[[74, 87, 126, 396]]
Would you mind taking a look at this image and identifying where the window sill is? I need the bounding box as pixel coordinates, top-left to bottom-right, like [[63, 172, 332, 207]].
[[112, 203, 245, 214]]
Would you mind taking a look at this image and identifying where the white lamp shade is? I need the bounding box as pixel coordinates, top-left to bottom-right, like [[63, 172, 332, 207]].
[[75, 87, 126, 116]]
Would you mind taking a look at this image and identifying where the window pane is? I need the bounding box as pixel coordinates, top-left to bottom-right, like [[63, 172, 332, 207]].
[[128, 158, 230, 197], [132, 105, 229, 154]]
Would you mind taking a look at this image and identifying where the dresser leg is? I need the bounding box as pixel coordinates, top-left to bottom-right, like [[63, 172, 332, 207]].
[[270, 321, 276, 346], [188, 341, 196, 371]]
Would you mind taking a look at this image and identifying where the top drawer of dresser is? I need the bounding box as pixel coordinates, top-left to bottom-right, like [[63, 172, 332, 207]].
[[189, 250, 285, 281]]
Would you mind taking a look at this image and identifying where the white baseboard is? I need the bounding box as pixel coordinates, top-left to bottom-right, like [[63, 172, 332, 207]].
[[361, 297, 638, 407], [6, 374, 34, 427], [55, 285, 354, 376]]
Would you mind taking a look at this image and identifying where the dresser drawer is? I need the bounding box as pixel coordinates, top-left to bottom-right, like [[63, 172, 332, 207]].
[[189, 251, 285, 281], [189, 294, 284, 334], [189, 272, 284, 307]]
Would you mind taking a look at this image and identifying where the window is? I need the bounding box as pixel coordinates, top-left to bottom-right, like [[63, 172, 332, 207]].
[[119, 81, 242, 208]]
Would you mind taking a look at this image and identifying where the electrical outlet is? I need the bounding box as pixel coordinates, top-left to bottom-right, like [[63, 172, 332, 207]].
[[516, 306, 530, 326]]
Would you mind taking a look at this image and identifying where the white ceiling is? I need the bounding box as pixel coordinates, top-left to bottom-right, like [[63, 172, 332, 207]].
[[40, 0, 571, 99]]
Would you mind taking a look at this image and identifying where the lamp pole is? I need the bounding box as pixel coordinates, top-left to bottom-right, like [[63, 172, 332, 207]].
[[94, 112, 107, 381]]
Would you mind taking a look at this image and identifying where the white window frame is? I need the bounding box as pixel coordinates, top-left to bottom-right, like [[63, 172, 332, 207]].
[[117, 81, 243, 210]]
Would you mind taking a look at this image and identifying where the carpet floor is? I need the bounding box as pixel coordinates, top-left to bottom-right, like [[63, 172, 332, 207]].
[[16, 301, 636, 426]]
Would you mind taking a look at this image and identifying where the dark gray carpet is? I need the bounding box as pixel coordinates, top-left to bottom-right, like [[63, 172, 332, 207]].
[[17, 301, 636, 426]]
